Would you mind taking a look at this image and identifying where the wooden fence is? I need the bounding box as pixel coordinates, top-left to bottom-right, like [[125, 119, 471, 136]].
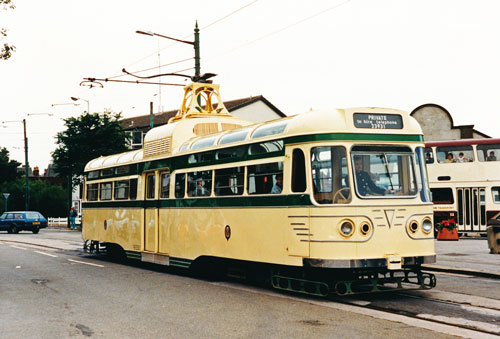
[[47, 217, 82, 226]]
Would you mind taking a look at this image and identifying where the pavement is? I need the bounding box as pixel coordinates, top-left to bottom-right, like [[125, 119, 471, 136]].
[[424, 237, 500, 279], [6, 225, 500, 279]]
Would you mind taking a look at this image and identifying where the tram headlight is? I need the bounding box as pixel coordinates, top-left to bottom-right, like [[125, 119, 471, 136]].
[[409, 221, 419, 234], [422, 219, 433, 234], [339, 220, 354, 237], [360, 222, 372, 236]]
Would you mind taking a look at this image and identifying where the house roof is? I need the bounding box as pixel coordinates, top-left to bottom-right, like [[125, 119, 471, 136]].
[[121, 95, 286, 131]]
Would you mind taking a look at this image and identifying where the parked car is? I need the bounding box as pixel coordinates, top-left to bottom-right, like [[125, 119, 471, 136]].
[[0, 211, 48, 234]]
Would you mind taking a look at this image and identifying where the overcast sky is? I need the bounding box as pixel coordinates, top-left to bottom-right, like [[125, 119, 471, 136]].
[[0, 0, 499, 170]]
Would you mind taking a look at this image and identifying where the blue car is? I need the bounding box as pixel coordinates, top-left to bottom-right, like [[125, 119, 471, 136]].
[[0, 211, 48, 234]]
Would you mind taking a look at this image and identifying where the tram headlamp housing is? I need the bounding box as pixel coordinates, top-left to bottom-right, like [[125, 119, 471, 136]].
[[339, 220, 354, 237], [422, 219, 433, 234]]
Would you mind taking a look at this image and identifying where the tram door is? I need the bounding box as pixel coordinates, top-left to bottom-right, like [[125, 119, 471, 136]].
[[144, 172, 159, 252], [456, 187, 486, 232]]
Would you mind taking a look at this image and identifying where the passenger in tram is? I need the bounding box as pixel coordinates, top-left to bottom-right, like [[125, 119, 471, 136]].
[[443, 153, 454, 163], [425, 153, 433, 164], [271, 173, 283, 194], [354, 157, 393, 196], [455, 152, 470, 163], [193, 180, 209, 196], [487, 151, 497, 161]]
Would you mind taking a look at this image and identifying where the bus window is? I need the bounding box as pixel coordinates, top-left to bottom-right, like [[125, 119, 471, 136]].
[[216, 146, 246, 160], [492, 187, 500, 203], [100, 182, 112, 201], [114, 180, 130, 200], [424, 147, 434, 164], [351, 145, 417, 198], [188, 171, 212, 197], [86, 183, 98, 201], [219, 128, 251, 145], [436, 146, 474, 163], [130, 179, 138, 200], [146, 174, 155, 199], [160, 172, 170, 199], [248, 162, 283, 194], [88, 171, 99, 179], [477, 144, 500, 162], [251, 121, 287, 139], [311, 147, 350, 204], [292, 149, 306, 193], [175, 173, 186, 198], [215, 167, 244, 196], [430, 188, 454, 204]]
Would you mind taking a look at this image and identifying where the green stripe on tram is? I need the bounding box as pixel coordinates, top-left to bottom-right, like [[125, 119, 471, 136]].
[[284, 133, 423, 144], [82, 194, 313, 209]]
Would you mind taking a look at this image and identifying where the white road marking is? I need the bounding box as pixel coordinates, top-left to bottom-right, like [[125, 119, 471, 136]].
[[419, 314, 500, 334], [67, 259, 104, 267], [211, 281, 497, 338], [10, 245, 27, 250], [34, 250, 58, 258]]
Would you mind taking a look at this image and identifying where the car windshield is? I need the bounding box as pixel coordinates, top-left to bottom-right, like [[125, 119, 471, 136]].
[[352, 145, 418, 198]]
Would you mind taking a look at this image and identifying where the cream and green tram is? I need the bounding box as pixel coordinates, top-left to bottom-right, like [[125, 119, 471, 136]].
[[82, 83, 436, 296]]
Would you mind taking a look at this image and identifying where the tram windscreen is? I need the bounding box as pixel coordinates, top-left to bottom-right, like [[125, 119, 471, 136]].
[[351, 146, 417, 198]]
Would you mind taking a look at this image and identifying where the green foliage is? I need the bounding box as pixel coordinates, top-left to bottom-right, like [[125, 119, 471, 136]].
[[51, 110, 130, 185], [0, 178, 67, 217], [0, 0, 15, 60], [0, 147, 20, 185]]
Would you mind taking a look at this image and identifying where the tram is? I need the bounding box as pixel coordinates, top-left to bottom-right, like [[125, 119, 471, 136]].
[[425, 138, 500, 235], [82, 81, 436, 296]]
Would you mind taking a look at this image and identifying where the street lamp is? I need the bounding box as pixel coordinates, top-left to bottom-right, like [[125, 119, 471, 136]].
[[70, 97, 90, 113], [136, 21, 201, 80]]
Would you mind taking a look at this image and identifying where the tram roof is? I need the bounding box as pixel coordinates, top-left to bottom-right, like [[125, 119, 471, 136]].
[[84, 106, 422, 172], [425, 138, 500, 147]]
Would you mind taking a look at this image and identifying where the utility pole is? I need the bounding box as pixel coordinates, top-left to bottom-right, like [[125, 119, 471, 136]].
[[23, 119, 29, 211]]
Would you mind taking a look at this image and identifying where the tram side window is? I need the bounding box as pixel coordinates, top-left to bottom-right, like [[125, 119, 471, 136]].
[[114, 180, 130, 200], [430, 188, 454, 204], [492, 187, 500, 203], [477, 144, 500, 162], [187, 171, 212, 197], [292, 149, 306, 192], [130, 179, 138, 200], [86, 183, 98, 201], [311, 146, 350, 204], [175, 173, 186, 198], [100, 182, 112, 201], [146, 174, 155, 199], [248, 162, 283, 195], [436, 146, 474, 163], [160, 172, 170, 199], [215, 167, 244, 196]]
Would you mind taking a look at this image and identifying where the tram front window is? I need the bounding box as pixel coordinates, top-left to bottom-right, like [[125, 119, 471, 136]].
[[311, 146, 351, 204], [351, 146, 417, 198]]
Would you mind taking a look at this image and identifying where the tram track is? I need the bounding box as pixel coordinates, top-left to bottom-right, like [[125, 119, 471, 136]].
[[329, 288, 500, 337]]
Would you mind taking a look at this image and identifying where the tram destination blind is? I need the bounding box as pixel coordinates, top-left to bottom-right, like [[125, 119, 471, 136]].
[[353, 113, 403, 129]]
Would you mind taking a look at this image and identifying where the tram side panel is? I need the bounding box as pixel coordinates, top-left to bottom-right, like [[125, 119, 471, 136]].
[[160, 206, 309, 267]]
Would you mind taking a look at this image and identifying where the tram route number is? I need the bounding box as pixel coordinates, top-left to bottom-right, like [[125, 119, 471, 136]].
[[353, 113, 403, 129]]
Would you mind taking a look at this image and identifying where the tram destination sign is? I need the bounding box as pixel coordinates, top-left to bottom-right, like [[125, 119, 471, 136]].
[[353, 113, 403, 129]]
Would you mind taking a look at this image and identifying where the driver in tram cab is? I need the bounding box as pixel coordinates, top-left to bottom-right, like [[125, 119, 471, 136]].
[[354, 157, 393, 196]]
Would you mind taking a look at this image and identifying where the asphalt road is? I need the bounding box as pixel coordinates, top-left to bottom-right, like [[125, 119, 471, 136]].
[[0, 230, 462, 339]]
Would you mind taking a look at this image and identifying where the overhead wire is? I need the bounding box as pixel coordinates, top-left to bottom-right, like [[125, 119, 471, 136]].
[[207, 0, 351, 60], [107, 0, 260, 79]]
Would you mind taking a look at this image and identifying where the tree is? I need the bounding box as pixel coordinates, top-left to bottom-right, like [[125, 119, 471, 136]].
[[0, 146, 20, 185], [52, 110, 130, 186], [1, 0, 15, 60]]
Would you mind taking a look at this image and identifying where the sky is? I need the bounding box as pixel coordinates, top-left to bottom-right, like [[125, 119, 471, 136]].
[[1, 0, 499, 171]]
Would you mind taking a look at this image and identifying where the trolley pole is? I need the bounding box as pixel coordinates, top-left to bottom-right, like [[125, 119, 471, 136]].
[[194, 21, 200, 79]]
